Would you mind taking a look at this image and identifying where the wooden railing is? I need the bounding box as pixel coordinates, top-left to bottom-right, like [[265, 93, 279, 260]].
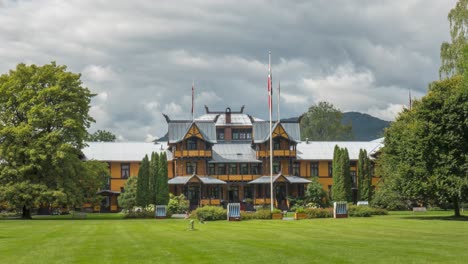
[[256, 150, 296, 158], [174, 150, 212, 158], [214, 175, 260, 181], [254, 198, 271, 205], [200, 199, 221, 206]]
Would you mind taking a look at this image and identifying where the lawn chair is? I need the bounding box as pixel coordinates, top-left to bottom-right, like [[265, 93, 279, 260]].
[[155, 205, 167, 219], [227, 203, 241, 221], [333, 201, 348, 218]]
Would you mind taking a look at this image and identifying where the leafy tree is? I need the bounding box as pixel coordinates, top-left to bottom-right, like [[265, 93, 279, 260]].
[[136, 155, 150, 207], [0, 62, 98, 218], [358, 149, 372, 201], [156, 152, 169, 205], [300, 101, 353, 141], [440, 0, 468, 78], [305, 177, 329, 208], [380, 74, 468, 216], [148, 152, 159, 205], [117, 176, 138, 210], [87, 130, 116, 142]]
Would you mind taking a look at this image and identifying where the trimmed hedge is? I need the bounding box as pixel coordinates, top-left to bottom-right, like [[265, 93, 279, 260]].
[[191, 206, 227, 221], [348, 205, 388, 217], [304, 208, 333, 218], [239, 209, 272, 220]]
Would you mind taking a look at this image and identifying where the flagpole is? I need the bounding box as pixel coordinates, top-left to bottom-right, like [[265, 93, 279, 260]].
[[192, 80, 195, 121], [269, 51, 274, 212]]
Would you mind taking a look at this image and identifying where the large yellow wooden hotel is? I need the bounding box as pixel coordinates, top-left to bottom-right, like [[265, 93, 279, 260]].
[[83, 106, 382, 212]]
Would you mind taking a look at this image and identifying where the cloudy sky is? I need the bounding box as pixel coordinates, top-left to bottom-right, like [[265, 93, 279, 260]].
[[0, 0, 457, 141]]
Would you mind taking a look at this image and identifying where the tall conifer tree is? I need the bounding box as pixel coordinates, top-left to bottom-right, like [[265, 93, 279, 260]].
[[342, 148, 352, 202], [136, 155, 150, 207], [148, 152, 159, 205], [332, 146, 346, 201], [156, 152, 169, 205]]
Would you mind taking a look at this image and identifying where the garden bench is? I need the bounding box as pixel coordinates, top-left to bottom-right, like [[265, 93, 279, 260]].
[[155, 205, 167, 219], [227, 203, 241, 221], [72, 212, 87, 219], [357, 201, 369, 206], [412, 207, 427, 212], [333, 201, 348, 218]]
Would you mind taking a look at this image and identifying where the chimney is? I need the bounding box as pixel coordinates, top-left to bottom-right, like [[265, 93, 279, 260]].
[[225, 107, 231, 124]]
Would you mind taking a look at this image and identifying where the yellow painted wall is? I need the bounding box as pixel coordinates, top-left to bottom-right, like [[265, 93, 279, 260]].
[[319, 161, 329, 177]]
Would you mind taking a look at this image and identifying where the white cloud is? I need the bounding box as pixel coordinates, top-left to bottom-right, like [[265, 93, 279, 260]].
[[367, 104, 405, 121], [82, 65, 117, 82]]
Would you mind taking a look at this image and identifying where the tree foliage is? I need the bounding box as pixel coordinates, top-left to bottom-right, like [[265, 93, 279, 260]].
[[0, 62, 101, 218], [305, 177, 329, 208], [332, 146, 352, 202], [156, 152, 169, 205], [379, 75, 468, 216], [117, 176, 138, 210], [440, 0, 468, 78], [148, 152, 159, 205], [358, 149, 372, 201], [300, 101, 353, 141], [87, 130, 116, 142], [136, 155, 150, 207]]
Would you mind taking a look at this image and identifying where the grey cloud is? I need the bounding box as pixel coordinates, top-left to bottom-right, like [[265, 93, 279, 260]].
[[0, 0, 458, 140]]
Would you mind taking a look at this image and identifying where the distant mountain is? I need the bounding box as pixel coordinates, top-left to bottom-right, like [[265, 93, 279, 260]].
[[342, 112, 390, 141], [282, 112, 390, 141]]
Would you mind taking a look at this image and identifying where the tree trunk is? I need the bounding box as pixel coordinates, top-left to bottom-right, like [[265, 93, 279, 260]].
[[22, 205, 32, 219], [453, 196, 460, 217]]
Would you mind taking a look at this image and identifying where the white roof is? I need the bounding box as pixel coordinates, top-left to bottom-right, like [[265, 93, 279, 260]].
[[83, 142, 168, 162], [196, 113, 264, 126], [296, 141, 383, 160]]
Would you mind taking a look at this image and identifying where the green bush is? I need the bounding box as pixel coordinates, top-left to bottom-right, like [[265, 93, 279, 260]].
[[167, 194, 189, 214], [348, 205, 388, 217], [254, 209, 272, 219], [295, 207, 305, 213], [304, 208, 333, 218], [192, 206, 227, 221], [240, 211, 256, 220]]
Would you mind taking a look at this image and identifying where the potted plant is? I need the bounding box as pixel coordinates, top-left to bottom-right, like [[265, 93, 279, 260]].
[[271, 208, 283, 220], [294, 207, 307, 220]]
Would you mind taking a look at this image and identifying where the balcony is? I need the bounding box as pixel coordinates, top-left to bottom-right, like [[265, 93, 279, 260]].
[[174, 150, 212, 158], [214, 174, 260, 181], [256, 150, 296, 159]]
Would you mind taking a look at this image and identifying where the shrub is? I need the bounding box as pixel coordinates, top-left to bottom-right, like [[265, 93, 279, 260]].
[[123, 204, 155, 218], [240, 211, 256, 220], [254, 209, 272, 219], [295, 207, 305, 213], [305, 208, 333, 218], [348, 205, 388, 217], [167, 194, 189, 214], [192, 206, 227, 221], [272, 208, 282, 214]]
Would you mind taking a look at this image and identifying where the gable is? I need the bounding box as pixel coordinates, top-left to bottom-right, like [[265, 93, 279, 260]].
[[184, 123, 204, 140], [272, 123, 289, 139]]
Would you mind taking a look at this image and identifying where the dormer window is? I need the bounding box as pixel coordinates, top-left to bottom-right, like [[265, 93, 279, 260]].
[[187, 139, 197, 150], [273, 138, 280, 150]]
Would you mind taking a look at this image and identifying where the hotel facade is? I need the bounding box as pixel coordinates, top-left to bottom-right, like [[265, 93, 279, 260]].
[[83, 106, 382, 212]]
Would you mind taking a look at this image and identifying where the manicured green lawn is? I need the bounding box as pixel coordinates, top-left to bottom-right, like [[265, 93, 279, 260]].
[[0, 211, 467, 264]]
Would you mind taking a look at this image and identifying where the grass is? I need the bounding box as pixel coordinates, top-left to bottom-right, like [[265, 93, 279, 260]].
[[0, 211, 467, 263]]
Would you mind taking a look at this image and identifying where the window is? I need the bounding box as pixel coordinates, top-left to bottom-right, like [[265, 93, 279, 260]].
[[328, 162, 333, 177], [298, 184, 305, 197], [208, 185, 220, 199], [350, 171, 357, 188], [217, 164, 226, 175], [273, 162, 280, 174], [217, 129, 225, 140], [292, 162, 300, 176], [232, 129, 252, 141], [120, 187, 125, 193], [310, 162, 319, 177], [350, 161, 357, 167], [244, 186, 253, 199], [328, 185, 332, 199], [240, 164, 248, 175], [186, 162, 196, 174], [186, 139, 197, 150], [251, 164, 260, 175], [273, 138, 280, 150], [121, 163, 130, 179], [228, 164, 237, 174], [208, 163, 215, 175]]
